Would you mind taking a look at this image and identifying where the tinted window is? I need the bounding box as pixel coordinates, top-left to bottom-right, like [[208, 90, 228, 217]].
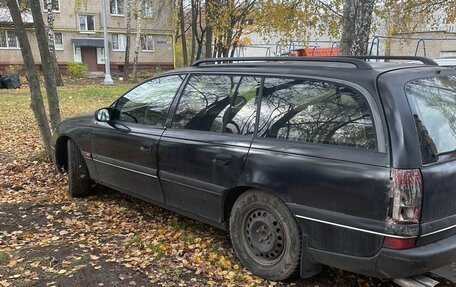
[[406, 76, 456, 163], [258, 78, 376, 149], [115, 75, 184, 126], [173, 75, 259, 135], [223, 77, 260, 135]]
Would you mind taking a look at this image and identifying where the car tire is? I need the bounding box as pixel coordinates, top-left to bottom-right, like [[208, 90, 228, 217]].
[[67, 139, 92, 197], [229, 190, 301, 281]]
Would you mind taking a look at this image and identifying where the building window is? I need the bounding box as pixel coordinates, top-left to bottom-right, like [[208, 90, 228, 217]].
[[110, 0, 124, 15], [54, 32, 63, 50], [143, 1, 153, 17], [0, 31, 19, 48], [43, 0, 60, 11], [141, 35, 154, 51], [79, 15, 95, 31], [112, 34, 126, 51]]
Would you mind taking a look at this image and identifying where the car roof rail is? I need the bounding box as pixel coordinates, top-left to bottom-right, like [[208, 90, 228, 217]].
[[191, 57, 373, 70], [345, 55, 438, 66]]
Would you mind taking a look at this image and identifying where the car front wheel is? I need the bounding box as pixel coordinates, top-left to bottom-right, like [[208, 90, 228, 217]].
[[67, 139, 92, 197], [229, 190, 301, 281]]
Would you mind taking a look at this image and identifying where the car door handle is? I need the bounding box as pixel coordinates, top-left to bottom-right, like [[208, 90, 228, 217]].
[[212, 154, 232, 166], [139, 145, 154, 152]]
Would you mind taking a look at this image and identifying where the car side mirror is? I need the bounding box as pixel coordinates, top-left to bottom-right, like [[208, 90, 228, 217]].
[[95, 108, 111, 122]]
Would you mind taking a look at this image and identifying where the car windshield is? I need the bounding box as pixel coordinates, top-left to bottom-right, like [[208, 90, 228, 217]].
[[405, 75, 456, 163]]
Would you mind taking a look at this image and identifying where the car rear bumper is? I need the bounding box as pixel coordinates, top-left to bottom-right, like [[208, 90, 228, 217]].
[[308, 232, 456, 278]]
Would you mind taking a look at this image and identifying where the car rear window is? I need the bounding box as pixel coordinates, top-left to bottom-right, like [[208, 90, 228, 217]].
[[405, 75, 456, 163]]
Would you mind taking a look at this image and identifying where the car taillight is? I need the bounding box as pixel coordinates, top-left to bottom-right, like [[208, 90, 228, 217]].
[[383, 237, 416, 249], [390, 169, 422, 224], [384, 169, 422, 249]]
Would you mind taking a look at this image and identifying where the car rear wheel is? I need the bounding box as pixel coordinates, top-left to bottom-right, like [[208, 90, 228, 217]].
[[229, 190, 301, 281], [67, 139, 92, 197]]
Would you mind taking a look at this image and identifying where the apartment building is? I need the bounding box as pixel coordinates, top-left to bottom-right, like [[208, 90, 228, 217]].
[[0, 0, 174, 75]]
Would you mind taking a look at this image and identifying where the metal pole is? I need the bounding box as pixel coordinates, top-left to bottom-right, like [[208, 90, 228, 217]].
[[102, 0, 113, 85]]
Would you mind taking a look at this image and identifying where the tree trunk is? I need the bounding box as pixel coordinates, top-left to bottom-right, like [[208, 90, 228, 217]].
[[190, 0, 197, 63], [30, 0, 61, 131], [124, 0, 132, 78], [179, 0, 188, 66], [205, 26, 212, 58], [132, 0, 143, 80], [7, 0, 53, 155], [340, 0, 375, 56], [46, 0, 63, 86], [205, 0, 212, 58], [351, 0, 375, 55], [339, 0, 355, 55]]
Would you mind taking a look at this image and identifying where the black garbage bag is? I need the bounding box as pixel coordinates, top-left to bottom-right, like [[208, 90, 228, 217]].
[[0, 74, 3, 89], [1, 74, 21, 89]]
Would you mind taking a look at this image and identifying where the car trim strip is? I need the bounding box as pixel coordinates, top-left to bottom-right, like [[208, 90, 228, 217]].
[[92, 158, 158, 179], [420, 224, 456, 237], [295, 214, 417, 239], [160, 176, 222, 196]]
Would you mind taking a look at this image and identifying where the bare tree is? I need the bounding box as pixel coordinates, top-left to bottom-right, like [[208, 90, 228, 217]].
[[30, 0, 61, 131], [6, 0, 53, 154]]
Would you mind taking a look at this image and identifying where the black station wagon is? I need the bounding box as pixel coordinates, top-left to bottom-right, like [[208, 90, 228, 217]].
[[52, 56, 456, 281]]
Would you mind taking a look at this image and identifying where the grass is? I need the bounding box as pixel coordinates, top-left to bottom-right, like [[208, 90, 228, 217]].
[[0, 251, 9, 265], [0, 83, 133, 120]]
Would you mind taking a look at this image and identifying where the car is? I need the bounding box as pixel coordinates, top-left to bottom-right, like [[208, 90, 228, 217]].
[[52, 56, 456, 281]]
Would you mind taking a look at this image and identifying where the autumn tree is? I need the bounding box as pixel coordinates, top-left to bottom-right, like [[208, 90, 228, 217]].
[[208, 0, 257, 57], [376, 0, 456, 55], [175, 0, 257, 64]]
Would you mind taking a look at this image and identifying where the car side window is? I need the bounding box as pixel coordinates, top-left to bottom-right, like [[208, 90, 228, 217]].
[[223, 76, 261, 135], [258, 77, 376, 149], [114, 75, 185, 126], [172, 74, 260, 135]]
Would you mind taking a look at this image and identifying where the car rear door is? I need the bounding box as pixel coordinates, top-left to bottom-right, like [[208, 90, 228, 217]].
[[158, 74, 261, 221], [240, 76, 391, 257], [91, 75, 185, 202]]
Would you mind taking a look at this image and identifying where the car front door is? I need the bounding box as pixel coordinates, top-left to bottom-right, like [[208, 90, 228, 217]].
[[91, 74, 185, 202], [158, 74, 261, 221]]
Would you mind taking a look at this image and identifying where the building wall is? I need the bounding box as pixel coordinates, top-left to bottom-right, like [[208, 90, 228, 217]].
[[388, 31, 456, 59], [0, 0, 174, 74]]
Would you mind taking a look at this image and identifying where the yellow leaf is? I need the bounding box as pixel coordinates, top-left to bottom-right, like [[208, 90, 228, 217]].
[[7, 260, 17, 267], [89, 255, 100, 260]]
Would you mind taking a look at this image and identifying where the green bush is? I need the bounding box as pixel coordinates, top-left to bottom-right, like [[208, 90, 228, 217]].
[[67, 62, 88, 78], [5, 64, 22, 75]]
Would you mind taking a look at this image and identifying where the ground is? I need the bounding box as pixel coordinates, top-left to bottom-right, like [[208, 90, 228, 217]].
[[0, 83, 454, 287]]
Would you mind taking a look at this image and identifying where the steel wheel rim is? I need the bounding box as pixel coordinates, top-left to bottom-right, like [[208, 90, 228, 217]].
[[242, 207, 285, 266]]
